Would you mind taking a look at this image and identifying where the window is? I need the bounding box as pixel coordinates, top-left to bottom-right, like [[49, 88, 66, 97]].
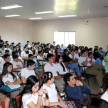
[[54, 31, 75, 46]]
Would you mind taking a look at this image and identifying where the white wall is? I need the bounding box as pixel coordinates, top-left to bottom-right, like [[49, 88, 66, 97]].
[[0, 18, 33, 45], [33, 17, 108, 50]]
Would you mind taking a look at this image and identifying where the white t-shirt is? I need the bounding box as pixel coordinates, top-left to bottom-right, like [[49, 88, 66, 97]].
[[21, 51, 28, 57], [68, 54, 73, 59], [55, 63, 68, 75], [37, 55, 44, 65], [2, 73, 19, 85], [22, 93, 38, 108], [43, 83, 58, 103], [44, 63, 58, 76], [74, 53, 79, 59], [21, 68, 35, 79], [49, 50, 55, 55], [0, 57, 3, 63], [88, 58, 95, 63], [0, 60, 5, 74], [101, 91, 108, 102]]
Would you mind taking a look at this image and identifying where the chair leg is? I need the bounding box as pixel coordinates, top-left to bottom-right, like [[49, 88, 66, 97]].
[[10, 93, 15, 108], [87, 79, 90, 86]]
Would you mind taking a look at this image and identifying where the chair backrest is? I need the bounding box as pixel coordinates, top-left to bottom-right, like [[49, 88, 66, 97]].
[[1, 101, 5, 108], [15, 95, 22, 108]]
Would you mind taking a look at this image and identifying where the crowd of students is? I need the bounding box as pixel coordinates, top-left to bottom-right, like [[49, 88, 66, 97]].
[[0, 37, 108, 108]]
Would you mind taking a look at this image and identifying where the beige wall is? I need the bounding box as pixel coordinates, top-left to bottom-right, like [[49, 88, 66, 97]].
[[0, 18, 33, 45], [33, 17, 108, 50]]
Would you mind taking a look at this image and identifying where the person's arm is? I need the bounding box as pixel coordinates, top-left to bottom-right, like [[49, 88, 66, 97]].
[[82, 56, 88, 66], [21, 76, 27, 84], [21, 56, 28, 60]]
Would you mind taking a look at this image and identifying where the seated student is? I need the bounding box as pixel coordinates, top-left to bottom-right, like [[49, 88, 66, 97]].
[[78, 50, 103, 88], [2, 62, 22, 98], [53, 41, 56, 50], [63, 73, 91, 108], [11, 46, 20, 57], [40, 72, 76, 108], [21, 60, 36, 84], [68, 49, 75, 60], [89, 98, 108, 108], [60, 44, 64, 54], [35, 46, 42, 56], [103, 53, 108, 72], [56, 55, 68, 75], [44, 54, 64, 93], [0, 54, 10, 74], [11, 55, 23, 75], [62, 49, 82, 76], [21, 47, 29, 60], [0, 93, 10, 108], [49, 45, 55, 55], [0, 45, 5, 56], [37, 51, 45, 65], [74, 48, 79, 60], [21, 75, 49, 108], [25, 54, 38, 71], [43, 48, 49, 59], [54, 48, 61, 63], [5, 44, 11, 54], [101, 73, 108, 102], [98, 47, 104, 56]]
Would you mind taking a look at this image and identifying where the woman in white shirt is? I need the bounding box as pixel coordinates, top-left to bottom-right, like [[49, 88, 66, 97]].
[[39, 72, 76, 108], [55, 55, 68, 75], [21, 75, 49, 108], [2, 62, 22, 98]]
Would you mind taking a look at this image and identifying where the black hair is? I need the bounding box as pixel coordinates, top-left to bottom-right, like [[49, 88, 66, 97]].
[[12, 51, 17, 57], [103, 73, 108, 92], [88, 52, 93, 57], [13, 55, 18, 59], [56, 55, 65, 72], [94, 48, 98, 53], [21, 75, 39, 96], [5, 50, 9, 53], [63, 73, 73, 85], [63, 49, 68, 54], [88, 98, 108, 108], [27, 41, 29, 43], [47, 53, 54, 61], [55, 48, 60, 55], [81, 50, 86, 54], [50, 45, 54, 49], [38, 51, 42, 54], [2, 62, 17, 82], [44, 48, 49, 53], [3, 54, 10, 59], [27, 60, 35, 67], [28, 54, 33, 58]]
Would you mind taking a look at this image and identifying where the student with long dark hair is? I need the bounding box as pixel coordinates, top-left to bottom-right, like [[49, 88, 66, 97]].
[[2, 62, 22, 98], [54, 48, 61, 63], [21, 75, 49, 108], [39, 72, 76, 108], [55, 55, 68, 75]]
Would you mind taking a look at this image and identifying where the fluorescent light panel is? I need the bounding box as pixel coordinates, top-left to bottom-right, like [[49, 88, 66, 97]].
[[58, 15, 77, 17], [35, 11, 53, 14], [29, 17, 43, 20], [5, 15, 20, 17], [1, 5, 23, 10]]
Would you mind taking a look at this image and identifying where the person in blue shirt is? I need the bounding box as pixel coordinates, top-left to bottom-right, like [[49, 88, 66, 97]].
[[25, 54, 38, 71], [63, 73, 91, 108]]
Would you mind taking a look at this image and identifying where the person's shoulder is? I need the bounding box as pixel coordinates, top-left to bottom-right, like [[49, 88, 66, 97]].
[[21, 68, 26, 71], [22, 93, 32, 101]]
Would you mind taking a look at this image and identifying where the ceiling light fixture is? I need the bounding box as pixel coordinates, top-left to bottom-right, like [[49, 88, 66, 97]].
[[5, 15, 20, 17], [58, 15, 77, 17], [35, 11, 54, 14], [29, 17, 43, 20], [1, 5, 23, 10]]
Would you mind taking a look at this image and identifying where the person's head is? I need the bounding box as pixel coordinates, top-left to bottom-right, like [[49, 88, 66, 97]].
[[39, 72, 54, 88], [94, 46, 98, 50], [53, 41, 55, 45], [1, 45, 4, 50], [99, 47, 103, 52], [61, 44, 63, 47], [13, 46, 17, 51], [81, 50, 87, 57], [38, 51, 43, 56], [44, 48, 49, 53], [28, 54, 33, 60], [94, 48, 98, 53], [47, 53, 54, 63], [13, 55, 19, 62], [3, 54, 10, 62], [63, 73, 75, 86], [27, 60, 35, 70], [88, 98, 108, 108], [5, 50, 9, 55], [55, 48, 60, 55], [11, 42, 14, 46], [88, 52, 93, 59], [10, 45, 12, 49], [70, 49, 74, 55], [12, 51, 17, 57], [24, 47, 28, 52], [6, 44, 9, 48], [50, 46, 54, 51], [27, 41, 30, 45], [18, 43, 21, 46], [56, 55, 62, 63], [38, 46, 42, 51], [75, 48, 78, 53], [56, 44, 60, 49], [21, 75, 39, 95], [103, 73, 108, 92], [64, 49, 68, 55]]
